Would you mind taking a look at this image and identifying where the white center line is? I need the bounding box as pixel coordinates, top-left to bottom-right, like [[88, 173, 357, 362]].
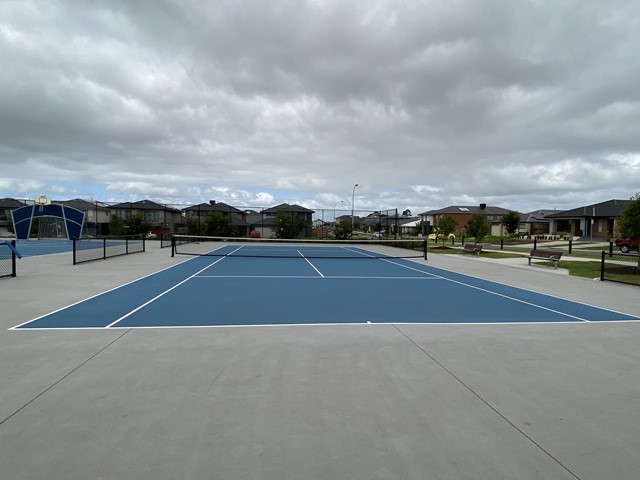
[[297, 250, 325, 277]]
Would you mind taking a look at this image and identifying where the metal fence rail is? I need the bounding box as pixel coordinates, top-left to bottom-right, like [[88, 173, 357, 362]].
[[0, 240, 19, 278], [600, 251, 640, 286], [73, 235, 145, 265]]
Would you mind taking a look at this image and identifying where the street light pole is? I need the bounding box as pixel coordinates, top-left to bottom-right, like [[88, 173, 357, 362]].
[[333, 200, 344, 238], [351, 183, 358, 238]]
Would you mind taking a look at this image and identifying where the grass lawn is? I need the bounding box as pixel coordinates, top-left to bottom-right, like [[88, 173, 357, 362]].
[[430, 245, 640, 284]]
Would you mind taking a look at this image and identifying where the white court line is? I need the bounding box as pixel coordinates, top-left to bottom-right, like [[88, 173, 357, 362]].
[[13, 318, 640, 331], [193, 275, 441, 279], [104, 247, 243, 328], [380, 257, 592, 322], [10, 253, 216, 330], [297, 250, 325, 277], [404, 258, 640, 321]]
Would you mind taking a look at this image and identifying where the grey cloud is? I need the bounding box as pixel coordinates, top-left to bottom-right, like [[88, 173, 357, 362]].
[[1, 0, 639, 212]]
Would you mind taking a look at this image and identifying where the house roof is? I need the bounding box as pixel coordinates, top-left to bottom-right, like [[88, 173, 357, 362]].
[[0, 198, 26, 208], [419, 205, 511, 216], [521, 209, 557, 223], [399, 219, 421, 228], [59, 199, 111, 211], [111, 200, 182, 213], [545, 199, 629, 219], [262, 203, 314, 214], [183, 201, 244, 215]]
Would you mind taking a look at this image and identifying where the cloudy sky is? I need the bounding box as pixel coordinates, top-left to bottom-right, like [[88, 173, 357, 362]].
[[1, 0, 639, 216]]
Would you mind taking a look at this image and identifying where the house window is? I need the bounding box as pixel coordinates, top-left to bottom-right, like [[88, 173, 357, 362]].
[[144, 211, 160, 223], [116, 210, 131, 220]]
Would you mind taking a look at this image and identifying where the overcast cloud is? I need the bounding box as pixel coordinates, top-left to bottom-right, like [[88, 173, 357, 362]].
[[1, 0, 639, 215]]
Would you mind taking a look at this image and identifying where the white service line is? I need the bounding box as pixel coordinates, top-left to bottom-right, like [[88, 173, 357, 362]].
[[297, 250, 325, 277]]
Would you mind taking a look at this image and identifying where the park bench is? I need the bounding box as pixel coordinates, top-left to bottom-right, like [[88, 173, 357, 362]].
[[463, 243, 483, 257], [527, 249, 563, 269]]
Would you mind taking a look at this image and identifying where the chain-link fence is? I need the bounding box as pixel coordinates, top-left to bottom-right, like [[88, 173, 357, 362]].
[[72, 235, 145, 265], [0, 240, 18, 278], [600, 252, 640, 286], [4, 199, 423, 241]]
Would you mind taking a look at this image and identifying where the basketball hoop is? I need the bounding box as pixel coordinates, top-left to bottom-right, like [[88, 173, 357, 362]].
[[35, 194, 51, 213]]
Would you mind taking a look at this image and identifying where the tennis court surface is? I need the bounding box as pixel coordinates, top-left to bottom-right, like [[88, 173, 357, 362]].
[[2, 240, 640, 480], [13, 238, 638, 329]]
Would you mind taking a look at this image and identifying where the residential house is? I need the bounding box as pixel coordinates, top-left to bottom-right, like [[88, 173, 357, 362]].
[[111, 200, 183, 236], [311, 218, 330, 238], [182, 201, 250, 236], [248, 203, 315, 238], [398, 217, 421, 236], [519, 210, 557, 236], [59, 199, 112, 236], [0, 198, 25, 236], [419, 204, 511, 236], [545, 199, 629, 240]]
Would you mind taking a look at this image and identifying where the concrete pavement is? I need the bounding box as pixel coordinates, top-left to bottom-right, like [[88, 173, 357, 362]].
[[1, 243, 639, 480]]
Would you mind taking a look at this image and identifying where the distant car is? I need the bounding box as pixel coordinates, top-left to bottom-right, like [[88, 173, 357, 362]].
[[428, 232, 456, 241], [615, 237, 639, 253]]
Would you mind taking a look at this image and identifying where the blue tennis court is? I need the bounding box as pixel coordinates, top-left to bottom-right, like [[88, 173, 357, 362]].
[[13, 242, 639, 330], [12, 239, 74, 257]]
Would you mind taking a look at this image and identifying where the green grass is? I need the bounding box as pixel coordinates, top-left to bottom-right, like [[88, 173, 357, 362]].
[[430, 245, 640, 284], [556, 261, 602, 279], [428, 246, 522, 259]]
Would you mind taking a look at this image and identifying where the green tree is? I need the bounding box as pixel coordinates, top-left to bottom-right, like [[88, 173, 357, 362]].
[[617, 192, 640, 266], [334, 219, 352, 240], [127, 214, 153, 236], [466, 213, 490, 243], [502, 211, 521, 236], [109, 215, 126, 236], [185, 216, 201, 235], [109, 214, 152, 236], [273, 212, 306, 239], [437, 215, 457, 245], [203, 211, 235, 237]]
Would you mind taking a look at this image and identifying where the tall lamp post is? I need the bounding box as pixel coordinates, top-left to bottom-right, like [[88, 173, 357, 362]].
[[351, 183, 358, 238], [333, 200, 344, 238]]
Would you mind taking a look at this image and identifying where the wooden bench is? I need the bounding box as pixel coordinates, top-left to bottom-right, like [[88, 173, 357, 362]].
[[463, 243, 483, 257], [527, 249, 563, 269]]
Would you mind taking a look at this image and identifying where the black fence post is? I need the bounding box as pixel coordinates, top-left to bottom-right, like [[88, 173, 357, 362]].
[[142, 234, 146, 252], [600, 250, 605, 281], [72, 238, 77, 265], [11, 240, 17, 276], [171, 234, 175, 258], [103, 238, 107, 260], [424, 239, 428, 260], [534, 238, 537, 249], [500, 238, 504, 250], [569, 239, 572, 254], [609, 241, 613, 257]]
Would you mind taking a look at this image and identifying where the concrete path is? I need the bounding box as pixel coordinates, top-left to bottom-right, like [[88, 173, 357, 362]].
[[1, 243, 639, 480]]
